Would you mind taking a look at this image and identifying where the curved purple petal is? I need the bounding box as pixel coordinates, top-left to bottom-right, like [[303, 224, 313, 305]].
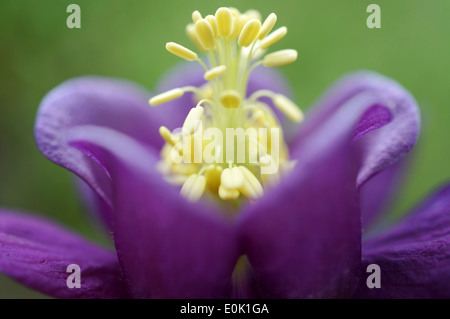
[[293, 71, 419, 187], [75, 177, 113, 232], [354, 184, 450, 298], [0, 209, 127, 298], [360, 159, 407, 231], [67, 126, 240, 298], [35, 76, 164, 226], [239, 71, 419, 298]]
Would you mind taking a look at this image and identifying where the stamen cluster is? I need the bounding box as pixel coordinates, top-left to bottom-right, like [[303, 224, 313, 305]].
[[150, 7, 303, 204]]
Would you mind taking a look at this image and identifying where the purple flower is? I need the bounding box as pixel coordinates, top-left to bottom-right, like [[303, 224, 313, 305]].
[[1, 7, 449, 299]]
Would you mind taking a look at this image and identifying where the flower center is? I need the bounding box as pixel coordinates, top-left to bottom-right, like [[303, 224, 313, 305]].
[[150, 7, 303, 204]]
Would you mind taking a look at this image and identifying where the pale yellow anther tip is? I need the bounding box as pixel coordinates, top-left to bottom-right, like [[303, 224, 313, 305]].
[[258, 13, 277, 40], [243, 9, 262, 21], [159, 126, 178, 146], [221, 167, 244, 190], [205, 15, 219, 38], [180, 174, 206, 202], [260, 26, 287, 50], [273, 94, 304, 123], [182, 106, 204, 135], [259, 154, 273, 166], [238, 18, 261, 47], [149, 88, 184, 106], [218, 185, 240, 200], [239, 166, 264, 199], [186, 23, 205, 52], [195, 19, 216, 50], [166, 42, 198, 61], [192, 10, 202, 23], [215, 7, 233, 37], [220, 90, 241, 109], [263, 49, 298, 67], [205, 165, 223, 193], [204, 65, 227, 80]]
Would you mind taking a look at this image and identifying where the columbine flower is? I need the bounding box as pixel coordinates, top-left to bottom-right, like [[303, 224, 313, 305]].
[[0, 7, 449, 299]]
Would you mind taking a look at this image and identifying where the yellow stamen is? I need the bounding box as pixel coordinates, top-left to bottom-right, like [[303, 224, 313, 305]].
[[258, 13, 277, 40], [159, 126, 178, 146], [273, 94, 304, 122], [238, 19, 261, 47], [220, 90, 241, 109], [205, 15, 219, 38], [192, 10, 202, 23], [221, 167, 244, 190], [204, 65, 227, 80], [218, 185, 240, 200], [149, 88, 184, 106], [263, 49, 298, 66], [182, 106, 204, 135], [205, 165, 223, 193], [186, 23, 205, 52], [215, 7, 233, 37], [230, 13, 245, 39], [165, 42, 198, 61], [239, 166, 263, 199], [243, 9, 262, 21], [180, 174, 206, 202], [195, 19, 216, 50], [260, 26, 287, 50], [156, 7, 300, 205]]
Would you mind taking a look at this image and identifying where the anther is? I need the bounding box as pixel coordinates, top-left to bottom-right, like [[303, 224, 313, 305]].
[[205, 165, 223, 193], [182, 106, 204, 135], [243, 9, 262, 21], [258, 13, 277, 40], [215, 7, 233, 37], [205, 15, 219, 37], [159, 126, 178, 146], [230, 13, 245, 39], [218, 185, 240, 200], [263, 49, 298, 67], [221, 167, 244, 190], [149, 88, 184, 106], [192, 10, 202, 23], [220, 90, 241, 109], [204, 65, 227, 80], [186, 23, 205, 52], [239, 166, 264, 199], [259, 26, 287, 50], [180, 174, 206, 202], [195, 19, 216, 50], [273, 94, 304, 122], [238, 18, 261, 47], [165, 42, 198, 61]]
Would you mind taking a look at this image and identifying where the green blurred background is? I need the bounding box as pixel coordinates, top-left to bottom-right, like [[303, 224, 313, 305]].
[[0, 0, 449, 298]]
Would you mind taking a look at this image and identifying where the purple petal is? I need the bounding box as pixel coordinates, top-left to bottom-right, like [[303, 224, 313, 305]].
[[67, 126, 240, 298], [293, 71, 419, 187], [239, 130, 361, 298], [0, 209, 127, 298], [75, 177, 113, 231], [239, 71, 419, 298], [360, 159, 407, 230], [354, 184, 450, 298], [35, 76, 164, 226]]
